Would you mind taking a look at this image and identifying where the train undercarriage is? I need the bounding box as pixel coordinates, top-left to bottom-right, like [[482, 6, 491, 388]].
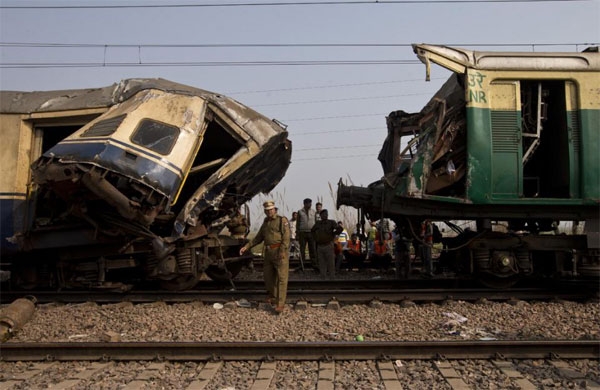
[[339, 181, 600, 288], [7, 231, 253, 291]]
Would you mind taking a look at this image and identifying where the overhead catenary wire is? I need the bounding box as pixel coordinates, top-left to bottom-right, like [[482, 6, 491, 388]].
[[1, 42, 594, 48], [0, 0, 590, 9], [1, 40, 594, 69], [292, 127, 383, 135], [0, 59, 421, 68], [296, 143, 381, 151], [251, 92, 434, 107], [226, 77, 448, 95], [293, 153, 377, 161], [284, 112, 390, 121]]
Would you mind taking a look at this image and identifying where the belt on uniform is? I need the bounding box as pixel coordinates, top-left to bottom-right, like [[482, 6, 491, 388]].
[[268, 243, 282, 249]]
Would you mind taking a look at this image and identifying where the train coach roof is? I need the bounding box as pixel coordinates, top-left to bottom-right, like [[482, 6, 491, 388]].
[[413, 44, 600, 75], [0, 78, 271, 121]]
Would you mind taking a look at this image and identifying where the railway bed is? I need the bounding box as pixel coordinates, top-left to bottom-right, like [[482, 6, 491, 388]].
[[2, 285, 598, 388], [1, 339, 598, 361], [1, 341, 599, 389]]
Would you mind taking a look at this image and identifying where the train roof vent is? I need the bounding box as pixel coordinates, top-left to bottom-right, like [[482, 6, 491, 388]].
[[81, 114, 126, 138]]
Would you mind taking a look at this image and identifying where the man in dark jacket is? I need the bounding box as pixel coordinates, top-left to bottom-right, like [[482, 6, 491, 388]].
[[311, 209, 342, 277]]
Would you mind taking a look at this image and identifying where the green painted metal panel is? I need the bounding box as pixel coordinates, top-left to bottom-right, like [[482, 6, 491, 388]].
[[466, 107, 492, 203], [580, 109, 600, 201], [466, 107, 524, 203], [490, 110, 522, 198]]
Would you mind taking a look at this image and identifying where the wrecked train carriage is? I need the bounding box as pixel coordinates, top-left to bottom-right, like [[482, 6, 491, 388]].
[[338, 44, 599, 287], [0, 78, 291, 289]]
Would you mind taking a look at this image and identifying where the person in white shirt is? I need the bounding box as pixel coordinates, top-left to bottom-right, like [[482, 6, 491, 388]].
[[296, 198, 317, 270]]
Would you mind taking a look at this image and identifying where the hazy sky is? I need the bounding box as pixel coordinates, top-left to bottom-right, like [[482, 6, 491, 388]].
[[1, 0, 598, 224]]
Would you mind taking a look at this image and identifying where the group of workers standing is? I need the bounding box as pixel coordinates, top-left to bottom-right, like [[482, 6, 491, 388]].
[[290, 199, 351, 274], [237, 197, 437, 314], [238, 197, 350, 314]]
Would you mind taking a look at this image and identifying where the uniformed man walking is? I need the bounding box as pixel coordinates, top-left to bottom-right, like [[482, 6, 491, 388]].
[[240, 200, 290, 313]]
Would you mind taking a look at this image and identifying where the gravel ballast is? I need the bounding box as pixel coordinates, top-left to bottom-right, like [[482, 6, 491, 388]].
[[1, 268, 599, 389], [3, 294, 597, 344]]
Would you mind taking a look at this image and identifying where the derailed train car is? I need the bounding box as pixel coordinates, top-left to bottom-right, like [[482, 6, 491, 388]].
[[338, 44, 599, 287], [1, 78, 291, 290]]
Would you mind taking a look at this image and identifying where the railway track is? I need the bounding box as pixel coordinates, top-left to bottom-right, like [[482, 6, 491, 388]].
[[1, 280, 597, 305], [2, 282, 598, 389], [1, 340, 598, 361], [1, 341, 599, 389]]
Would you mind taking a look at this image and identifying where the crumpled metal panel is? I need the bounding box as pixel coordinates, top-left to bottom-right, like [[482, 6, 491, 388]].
[[2, 79, 283, 148], [378, 73, 466, 198], [10, 78, 291, 248], [176, 131, 291, 234]]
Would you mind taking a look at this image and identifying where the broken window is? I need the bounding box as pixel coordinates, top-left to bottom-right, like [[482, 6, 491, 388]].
[[131, 119, 180, 155]]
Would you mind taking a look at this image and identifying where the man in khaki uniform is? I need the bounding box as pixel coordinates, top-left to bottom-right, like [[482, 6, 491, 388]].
[[240, 200, 290, 313]]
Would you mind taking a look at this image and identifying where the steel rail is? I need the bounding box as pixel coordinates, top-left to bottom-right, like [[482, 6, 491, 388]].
[[0, 340, 597, 361], [0, 286, 596, 305]]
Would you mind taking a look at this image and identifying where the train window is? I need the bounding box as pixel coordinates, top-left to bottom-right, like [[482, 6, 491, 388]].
[[81, 114, 126, 138], [131, 119, 180, 155]]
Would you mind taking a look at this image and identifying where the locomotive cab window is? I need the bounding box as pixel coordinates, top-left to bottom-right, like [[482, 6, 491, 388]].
[[131, 119, 180, 155]]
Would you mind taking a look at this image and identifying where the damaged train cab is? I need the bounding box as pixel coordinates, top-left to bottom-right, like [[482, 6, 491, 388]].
[[1, 78, 291, 290], [339, 44, 599, 287]]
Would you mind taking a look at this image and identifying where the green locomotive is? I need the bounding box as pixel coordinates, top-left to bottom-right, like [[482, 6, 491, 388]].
[[338, 44, 599, 287]]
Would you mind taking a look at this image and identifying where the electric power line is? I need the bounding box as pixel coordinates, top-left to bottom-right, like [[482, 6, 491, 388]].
[[0, 59, 420, 68], [2, 41, 594, 69], [284, 112, 389, 121], [292, 126, 382, 135], [293, 153, 378, 161], [296, 143, 381, 151], [2, 41, 593, 48], [226, 77, 447, 95], [251, 91, 435, 107], [0, 0, 589, 9]]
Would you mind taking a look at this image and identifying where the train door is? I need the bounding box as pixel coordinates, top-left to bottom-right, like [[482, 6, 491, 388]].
[[489, 79, 577, 199], [520, 80, 575, 199]]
